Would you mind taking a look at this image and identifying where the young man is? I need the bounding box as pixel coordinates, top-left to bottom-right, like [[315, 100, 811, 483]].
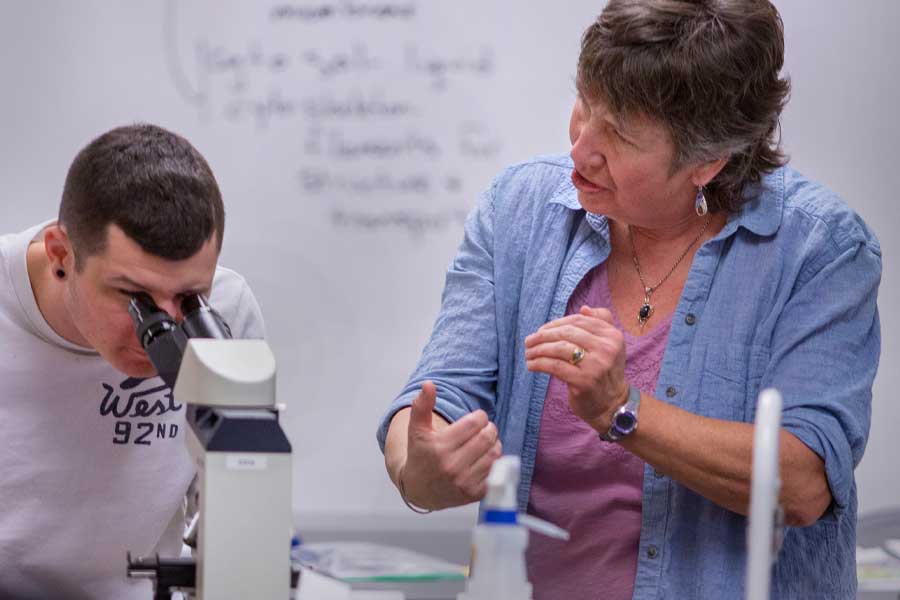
[[0, 124, 265, 599]]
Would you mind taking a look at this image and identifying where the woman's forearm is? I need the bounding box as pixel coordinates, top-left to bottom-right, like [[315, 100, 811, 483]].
[[620, 394, 832, 527], [383, 408, 412, 486]]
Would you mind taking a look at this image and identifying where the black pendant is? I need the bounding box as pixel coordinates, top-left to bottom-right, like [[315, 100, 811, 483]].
[[638, 302, 653, 326]]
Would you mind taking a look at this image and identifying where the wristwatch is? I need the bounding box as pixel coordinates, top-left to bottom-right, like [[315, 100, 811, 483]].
[[600, 386, 641, 442]]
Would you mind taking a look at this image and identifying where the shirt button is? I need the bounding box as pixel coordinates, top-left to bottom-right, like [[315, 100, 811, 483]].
[[665, 386, 677, 398], [647, 545, 659, 559], [685, 313, 697, 325]]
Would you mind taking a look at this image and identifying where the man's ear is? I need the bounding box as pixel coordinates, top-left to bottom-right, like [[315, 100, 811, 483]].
[[691, 157, 729, 188], [43, 225, 75, 275]]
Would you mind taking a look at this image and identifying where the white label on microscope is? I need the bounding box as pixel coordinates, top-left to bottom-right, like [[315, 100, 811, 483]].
[[226, 454, 268, 470]]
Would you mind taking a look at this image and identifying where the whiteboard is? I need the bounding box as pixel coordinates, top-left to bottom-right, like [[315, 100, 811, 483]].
[[1, 1, 897, 529]]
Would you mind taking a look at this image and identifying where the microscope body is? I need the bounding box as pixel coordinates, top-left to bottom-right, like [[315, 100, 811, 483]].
[[178, 339, 292, 600], [126, 294, 293, 600]]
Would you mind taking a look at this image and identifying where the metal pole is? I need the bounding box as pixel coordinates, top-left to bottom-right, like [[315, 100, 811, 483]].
[[746, 388, 783, 600]]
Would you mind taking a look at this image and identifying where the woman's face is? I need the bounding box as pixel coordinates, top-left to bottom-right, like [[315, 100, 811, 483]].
[[569, 93, 698, 228]]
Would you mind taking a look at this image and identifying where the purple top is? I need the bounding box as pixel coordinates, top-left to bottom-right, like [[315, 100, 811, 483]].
[[526, 262, 672, 600]]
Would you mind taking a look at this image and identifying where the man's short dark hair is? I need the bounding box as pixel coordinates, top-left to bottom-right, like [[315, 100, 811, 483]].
[[59, 124, 225, 269]]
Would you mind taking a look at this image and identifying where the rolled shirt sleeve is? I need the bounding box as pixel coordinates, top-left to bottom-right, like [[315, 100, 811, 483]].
[[763, 215, 881, 516], [376, 184, 499, 451]]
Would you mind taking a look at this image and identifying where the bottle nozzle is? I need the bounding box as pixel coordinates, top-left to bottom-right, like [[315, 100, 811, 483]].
[[485, 455, 520, 512]]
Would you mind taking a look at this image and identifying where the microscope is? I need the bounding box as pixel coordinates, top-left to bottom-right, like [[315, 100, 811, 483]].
[[125, 293, 294, 600]]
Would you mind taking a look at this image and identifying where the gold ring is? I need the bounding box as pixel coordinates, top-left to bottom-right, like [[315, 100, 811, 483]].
[[571, 347, 586, 365]]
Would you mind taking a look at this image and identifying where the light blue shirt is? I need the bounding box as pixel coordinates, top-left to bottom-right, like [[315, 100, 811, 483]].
[[377, 154, 881, 598]]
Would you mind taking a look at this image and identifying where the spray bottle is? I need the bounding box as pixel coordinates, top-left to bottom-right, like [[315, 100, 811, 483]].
[[458, 455, 569, 600]]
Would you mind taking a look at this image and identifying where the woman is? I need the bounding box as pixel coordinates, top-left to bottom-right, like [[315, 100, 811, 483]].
[[378, 1, 881, 598]]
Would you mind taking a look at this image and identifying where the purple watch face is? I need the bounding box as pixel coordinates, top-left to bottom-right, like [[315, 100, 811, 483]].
[[613, 411, 637, 435]]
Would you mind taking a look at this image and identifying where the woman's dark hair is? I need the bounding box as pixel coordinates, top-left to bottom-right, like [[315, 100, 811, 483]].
[[59, 123, 225, 269], [578, 0, 790, 212]]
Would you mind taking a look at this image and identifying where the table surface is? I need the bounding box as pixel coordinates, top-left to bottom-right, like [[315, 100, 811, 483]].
[[857, 509, 900, 600], [301, 508, 900, 600]]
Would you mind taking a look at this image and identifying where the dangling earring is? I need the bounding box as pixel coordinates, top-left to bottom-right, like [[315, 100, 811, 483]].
[[55, 268, 66, 280], [694, 186, 708, 216]]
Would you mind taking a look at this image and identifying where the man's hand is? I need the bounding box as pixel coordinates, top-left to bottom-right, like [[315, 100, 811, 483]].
[[386, 381, 503, 511]]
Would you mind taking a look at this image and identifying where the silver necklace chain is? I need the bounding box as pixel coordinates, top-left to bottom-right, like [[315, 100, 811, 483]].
[[629, 214, 711, 327]]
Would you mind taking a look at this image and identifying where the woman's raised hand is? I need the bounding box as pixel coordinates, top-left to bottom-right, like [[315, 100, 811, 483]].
[[525, 305, 630, 433], [398, 381, 503, 510]]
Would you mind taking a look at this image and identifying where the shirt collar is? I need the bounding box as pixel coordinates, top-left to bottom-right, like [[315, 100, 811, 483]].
[[547, 174, 610, 234], [548, 164, 785, 240], [719, 167, 784, 239]]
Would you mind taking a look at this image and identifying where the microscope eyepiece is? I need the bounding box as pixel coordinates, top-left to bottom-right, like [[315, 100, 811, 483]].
[[181, 294, 232, 340], [128, 292, 233, 389], [128, 292, 179, 349]]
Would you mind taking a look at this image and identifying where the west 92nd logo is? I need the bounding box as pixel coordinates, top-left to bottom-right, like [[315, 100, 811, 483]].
[[99, 378, 184, 446]]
